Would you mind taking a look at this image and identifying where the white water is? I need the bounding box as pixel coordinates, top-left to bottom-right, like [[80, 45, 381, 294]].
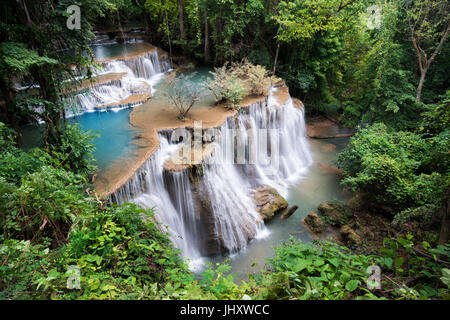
[[112, 88, 313, 269], [70, 50, 170, 113]]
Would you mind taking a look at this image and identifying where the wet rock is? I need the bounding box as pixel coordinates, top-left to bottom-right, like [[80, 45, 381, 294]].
[[317, 201, 346, 226], [280, 205, 298, 220], [252, 186, 288, 221], [340, 225, 361, 245], [303, 211, 324, 234]]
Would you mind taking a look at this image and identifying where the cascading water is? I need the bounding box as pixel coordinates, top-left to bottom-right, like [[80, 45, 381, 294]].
[[71, 50, 170, 113], [112, 137, 206, 268], [111, 87, 313, 269]]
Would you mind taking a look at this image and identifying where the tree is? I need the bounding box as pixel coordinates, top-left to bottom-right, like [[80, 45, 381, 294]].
[[273, 0, 359, 42], [163, 72, 205, 120], [405, 0, 450, 102], [2, 0, 116, 147], [0, 42, 57, 147]]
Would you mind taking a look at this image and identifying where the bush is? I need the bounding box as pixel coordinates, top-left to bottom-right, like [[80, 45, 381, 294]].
[[0, 166, 89, 244], [337, 123, 447, 217], [48, 124, 97, 176], [0, 203, 192, 300], [163, 72, 205, 120], [205, 60, 272, 109], [256, 238, 378, 300]]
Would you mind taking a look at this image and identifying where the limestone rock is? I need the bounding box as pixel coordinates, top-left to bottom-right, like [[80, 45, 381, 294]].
[[340, 225, 361, 245], [252, 186, 288, 221], [317, 201, 346, 226], [303, 211, 324, 234]]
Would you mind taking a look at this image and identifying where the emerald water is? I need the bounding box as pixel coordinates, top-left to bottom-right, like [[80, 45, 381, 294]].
[[68, 110, 138, 173], [90, 42, 148, 59]]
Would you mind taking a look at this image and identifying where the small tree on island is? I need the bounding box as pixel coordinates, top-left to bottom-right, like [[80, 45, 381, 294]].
[[204, 59, 277, 110], [163, 72, 205, 121]]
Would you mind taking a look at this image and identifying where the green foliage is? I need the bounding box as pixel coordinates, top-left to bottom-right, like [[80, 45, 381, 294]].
[[0, 123, 47, 185], [274, 0, 360, 42], [0, 203, 191, 300], [0, 165, 88, 244], [420, 91, 450, 135], [337, 123, 447, 217], [257, 238, 378, 300], [0, 42, 57, 76], [48, 124, 97, 176], [206, 60, 272, 108], [375, 236, 450, 299]]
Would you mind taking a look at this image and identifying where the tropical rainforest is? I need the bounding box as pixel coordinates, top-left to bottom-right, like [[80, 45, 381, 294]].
[[0, 0, 449, 301]]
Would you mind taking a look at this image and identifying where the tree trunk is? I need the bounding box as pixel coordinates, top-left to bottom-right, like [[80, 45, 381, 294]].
[[204, 8, 209, 64], [143, 12, 152, 42], [416, 66, 428, 102], [273, 42, 280, 74], [178, 0, 185, 53], [0, 79, 22, 148], [163, 0, 173, 65], [439, 188, 450, 245]]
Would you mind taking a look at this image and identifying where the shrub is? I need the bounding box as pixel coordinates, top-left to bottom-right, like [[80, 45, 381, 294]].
[[205, 60, 271, 109], [0, 165, 89, 244], [337, 123, 447, 217], [48, 124, 97, 176], [256, 238, 378, 300]]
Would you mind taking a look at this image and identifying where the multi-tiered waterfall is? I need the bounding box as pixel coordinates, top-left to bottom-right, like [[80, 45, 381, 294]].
[[73, 49, 170, 112], [111, 87, 313, 268]]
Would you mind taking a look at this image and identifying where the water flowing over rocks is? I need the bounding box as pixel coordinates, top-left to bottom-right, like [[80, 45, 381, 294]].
[[107, 85, 313, 267], [71, 44, 170, 113]]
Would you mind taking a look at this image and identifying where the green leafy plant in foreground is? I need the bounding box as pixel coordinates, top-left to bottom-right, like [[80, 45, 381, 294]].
[[256, 238, 379, 300]]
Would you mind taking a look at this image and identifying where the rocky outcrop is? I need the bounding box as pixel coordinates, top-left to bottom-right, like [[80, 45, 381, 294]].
[[317, 201, 347, 226], [340, 225, 361, 245], [303, 211, 324, 234], [252, 186, 288, 221]]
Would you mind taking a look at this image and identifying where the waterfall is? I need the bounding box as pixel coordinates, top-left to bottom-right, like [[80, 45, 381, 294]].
[[112, 137, 206, 269], [70, 50, 170, 113], [111, 88, 313, 268]]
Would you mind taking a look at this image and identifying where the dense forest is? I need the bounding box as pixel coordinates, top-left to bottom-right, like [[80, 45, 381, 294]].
[[0, 0, 449, 301]]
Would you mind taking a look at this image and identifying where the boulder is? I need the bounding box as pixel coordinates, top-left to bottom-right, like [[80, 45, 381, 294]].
[[303, 211, 324, 234], [317, 201, 346, 226], [280, 205, 298, 220], [340, 225, 361, 245], [252, 186, 288, 221]]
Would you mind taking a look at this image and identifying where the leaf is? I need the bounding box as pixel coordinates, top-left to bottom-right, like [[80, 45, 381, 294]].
[[383, 257, 393, 269], [394, 257, 404, 268], [345, 280, 359, 292]]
